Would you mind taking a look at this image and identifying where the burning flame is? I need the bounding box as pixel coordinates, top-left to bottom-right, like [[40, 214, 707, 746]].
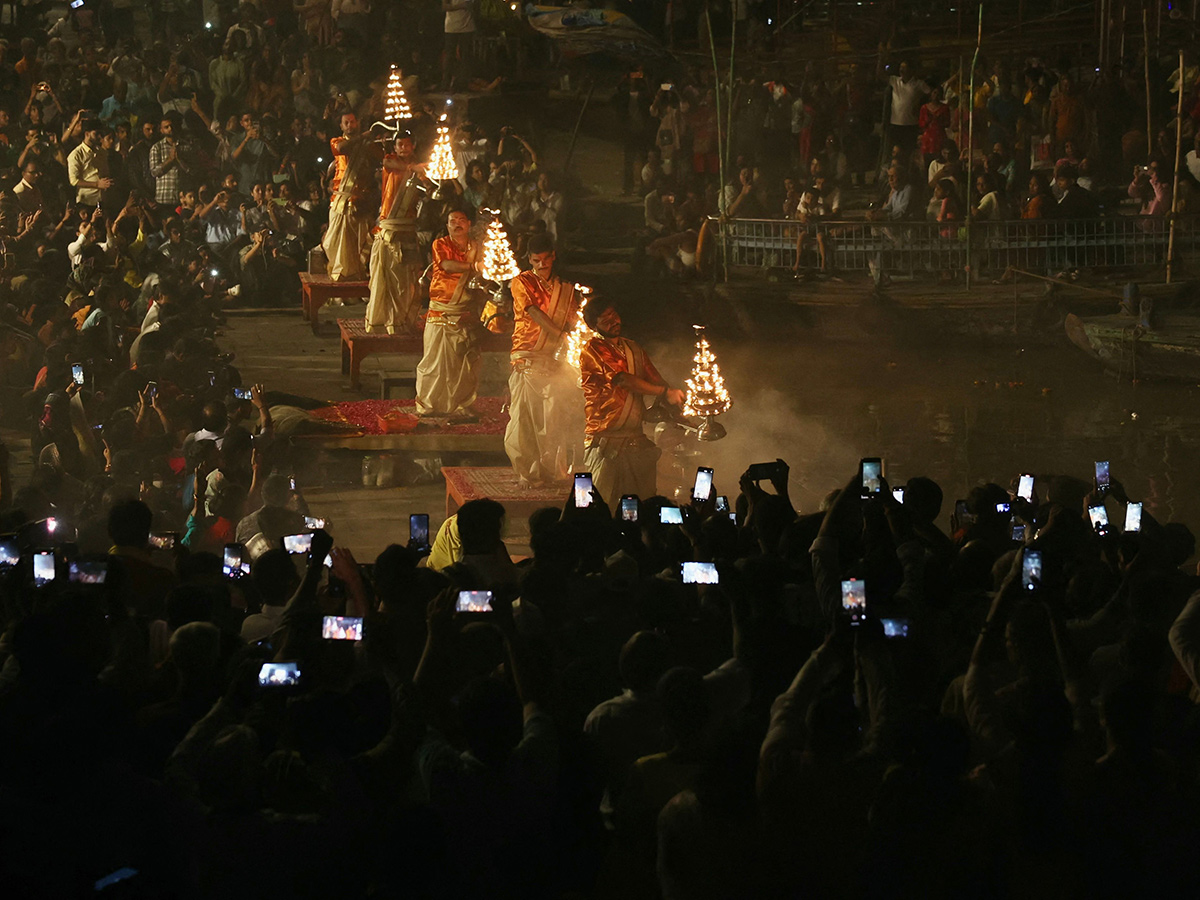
[[383, 66, 411, 121], [682, 325, 731, 417], [479, 215, 521, 283], [427, 113, 459, 181]]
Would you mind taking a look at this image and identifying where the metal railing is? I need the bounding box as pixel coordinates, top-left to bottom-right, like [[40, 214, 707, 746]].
[[706, 214, 1200, 279]]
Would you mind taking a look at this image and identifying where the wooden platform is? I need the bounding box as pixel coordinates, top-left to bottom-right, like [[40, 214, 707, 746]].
[[301, 273, 369, 331], [338, 318, 511, 391], [296, 397, 508, 452], [442, 466, 566, 518]]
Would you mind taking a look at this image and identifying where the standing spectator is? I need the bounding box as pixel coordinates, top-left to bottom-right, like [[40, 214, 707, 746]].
[[66, 119, 112, 207], [1049, 74, 1087, 158], [614, 68, 654, 194], [127, 120, 158, 200], [877, 50, 930, 152], [150, 114, 190, 207], [208, 41, 247, 124], [332, 0, 373, 44], [13, 160, 43, 215], [919, 85, 951, 167], [650, 87, 686, 178], [441, 0, 475, 93]]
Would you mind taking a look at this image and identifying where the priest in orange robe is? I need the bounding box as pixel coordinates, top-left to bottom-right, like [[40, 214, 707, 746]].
[[322, 112, 379, 281], [365, 131, 428, 334], [579, 298, 685, 506]]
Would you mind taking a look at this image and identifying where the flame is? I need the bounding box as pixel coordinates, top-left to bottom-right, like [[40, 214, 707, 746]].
[[427, 114, 459, 181], [562, 293, 593, 372], [681, 326, 731, 417], [383, 66, 411, 121], [479, 216, 521, 283]]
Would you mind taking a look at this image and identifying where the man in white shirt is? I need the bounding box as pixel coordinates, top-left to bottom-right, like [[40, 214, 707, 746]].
[[67, 120, 113, 206], [878, 55, 929, 152], [12, 160, 43, 214], [442, 0, 476, 92]]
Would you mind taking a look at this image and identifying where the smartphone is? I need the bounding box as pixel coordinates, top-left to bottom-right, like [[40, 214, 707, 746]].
[[70, 0, 85, 8], [681, 561, 719, 584], [146, 381, 158, 400], [149, 532, 178, 550], [33, 550, 56, 585], [321, 615, 363, 641], [232, 387, 253, 401], [1088, 505, 1109, 535], [692, 467, 714, 503], [859, 458, 883, 499], [258, 661, 301, 686], [1021, 549, 1042, 592], [1124, 502, 1143, 533], [283, 533, 314, 555], [745, 461, 782, 483], [1011, 523, 1027, 542], [1018, 473, 1035, 502], [881, 617, 910, 639], [660, 506, 683, 525], [223, 543, 250, 578], [456, 590, 494, 613], [289, 475, 297, 491], [68, 559, 107, 584], [995, 501, 1011, 515], [1094, 460, 1111, 494], [208, 370, 216, 387], [71, 363, 85, 385], [574, 472, 594, 508], [409, 513, 430, 550], [841, 578, 867, 626], [954, 499, 974, 526], [304, 516, 326, 530], [892, 486, 905, 504], [661, 83, 674, 91], [620, 495, 639, 523], [0, 536, 19, 568], [714, 495, 729, 513]]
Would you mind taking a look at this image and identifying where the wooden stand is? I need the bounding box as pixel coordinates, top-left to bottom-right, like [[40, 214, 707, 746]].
[[300, 273, 369, 331], [338, 318, 511, 391], [442, 466, 565, 518]]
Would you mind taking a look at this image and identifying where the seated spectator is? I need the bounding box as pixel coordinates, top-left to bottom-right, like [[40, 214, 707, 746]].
[[235, 472, 306, 544], [1128, 160, 1172, 221], [1054, 163, 1099, 218], [1023, 172, 1053, 219]]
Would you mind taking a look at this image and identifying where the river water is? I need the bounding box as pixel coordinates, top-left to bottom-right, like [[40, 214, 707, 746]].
[[641, 330, 1200, 529]]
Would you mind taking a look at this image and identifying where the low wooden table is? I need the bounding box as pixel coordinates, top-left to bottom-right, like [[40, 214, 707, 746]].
[[441, 466, 566, 519], [300, 273, 369, 331], [338, 318, 512, 391]]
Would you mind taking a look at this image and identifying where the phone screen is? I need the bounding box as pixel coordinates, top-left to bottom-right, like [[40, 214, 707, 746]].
[[892, 487, 905, 503], [283, 533, 314, 554], [71, 363, 85, 385], [1094, 460, 1111, 491], [33, 551, 55, 585], [233, 387, 253, 401], [620, 495, 639, 522], [859, 458, 882, 497], [841, 578, 866, 625], [574, 473, 594, 508], [68, 560, 107, 584], [258, 662, 300, 686], [1022, 549, 1042, 592], [456, 590, 493, 613], [1018, 473, 1035, 502], [681, 561, 719, 584], [881, 617, 910, 639], [954, 500, 973, 525], [692, 467, 714, 502], [409, 513, 430, 548], [1088, 505, 1109, 533], [660, 506, 683, 525], [715, 495, 729, 513], [223, 544, 250, 578], [1124, 502, 1143, 533], [304, 516, 326, 530], [996, 501, 1011, 515], [146, 382, 157, 400], [321, 615, 363, 640], [149, 532, 177, 550], [1011, 523, 1027, 542]]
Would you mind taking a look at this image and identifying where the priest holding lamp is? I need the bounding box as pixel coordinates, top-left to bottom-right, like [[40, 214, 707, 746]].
[[579, 298, 686, 507]]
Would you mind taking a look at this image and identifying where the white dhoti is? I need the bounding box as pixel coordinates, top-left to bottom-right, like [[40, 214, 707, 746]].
[[365, 225, 421, 333], [584, 434, 661, 508], [322, 194, 371, 281], [415, 314, 479, 415], [504, 357, 582, 484]]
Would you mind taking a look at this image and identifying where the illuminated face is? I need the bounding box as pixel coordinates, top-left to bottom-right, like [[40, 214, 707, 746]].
[[529, 250, 555, 277], [341, 113, 358, 136], [395, 137, 414, 158], [596, 305, 621, 336], [447, 211, 470, 237]]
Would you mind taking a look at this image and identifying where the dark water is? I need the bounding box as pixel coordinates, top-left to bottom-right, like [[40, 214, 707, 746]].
[[642, 332, 1200, 529]]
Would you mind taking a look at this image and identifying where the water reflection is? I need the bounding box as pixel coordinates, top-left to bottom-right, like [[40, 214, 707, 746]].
[[646, 337, 1200, 528]]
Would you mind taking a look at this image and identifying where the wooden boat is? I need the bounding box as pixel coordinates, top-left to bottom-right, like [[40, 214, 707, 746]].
[[1065, 313, 1200, 381]]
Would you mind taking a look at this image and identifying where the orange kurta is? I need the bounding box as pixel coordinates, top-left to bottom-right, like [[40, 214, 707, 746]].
[[378, 156, 406, 221], [429, 236, 471, 309], [580, 336, 661, 436], [329, 136, 379, 199], [510, 271, 577, 359]]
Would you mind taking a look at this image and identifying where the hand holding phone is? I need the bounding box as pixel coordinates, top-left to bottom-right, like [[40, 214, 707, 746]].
[[1021, 549, 1042, 592], [859, 458, 883, 500], [1017, 473, 1035, 502], [321, 615, 363, 640], [409, 513, 430, 552], [1094, 460, 1111, 494], [692, 467, 714, 503], [620, 495, 639, 522], [1124, 502, 1143, 533], [841, 579, 866, 625], [456, 590, 493, 613], [1088, 505, 1109, 535], [574, 473, 594, 508], [682, 561, 719, 584]]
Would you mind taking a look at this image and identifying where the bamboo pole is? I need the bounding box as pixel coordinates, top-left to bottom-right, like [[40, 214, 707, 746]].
[[1167, 50, 1184, 284], [1120, 1, 1127, 63], [966, 5, 982, 291], [1144, 7, 1153, 159], [1099, 0, 1107, 71], [705, 5, 727, 284]]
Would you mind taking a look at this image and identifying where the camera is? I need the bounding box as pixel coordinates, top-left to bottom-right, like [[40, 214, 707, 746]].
[[456, 590, 493, 613]]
